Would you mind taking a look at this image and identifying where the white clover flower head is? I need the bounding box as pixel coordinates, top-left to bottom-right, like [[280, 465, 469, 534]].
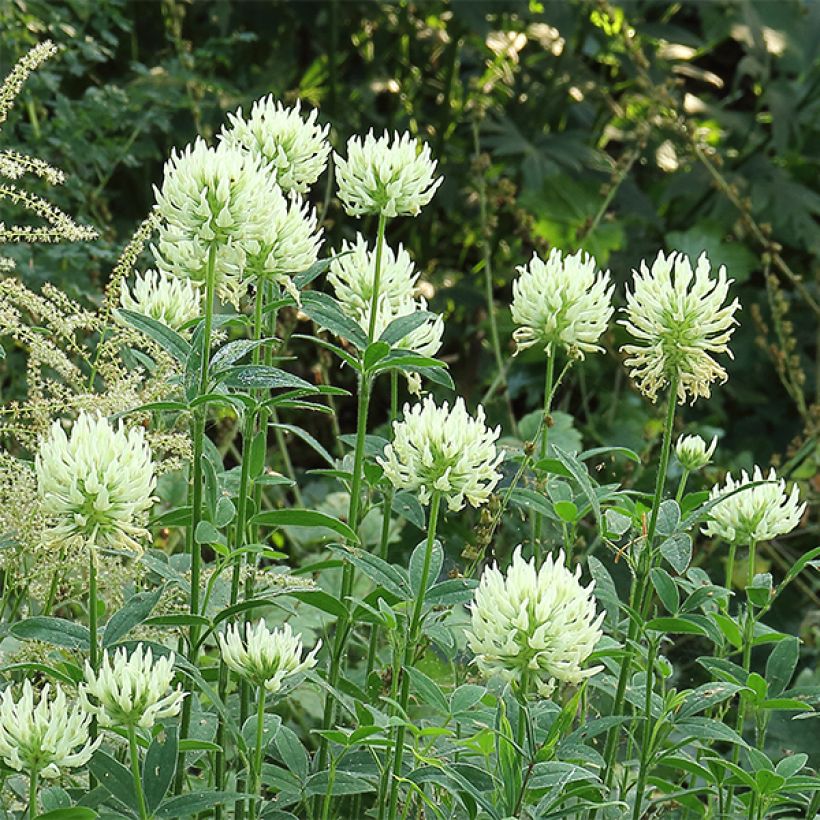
[[220, 96, 331, 194], [0, 681, 100, 778], [120, 268, 201, 332], [511, 249, 614, 358], [675, 433, 717, 472], [620, 250, 741, 404], [218, 621, 320, 693], [378, 396, 502, 511], [702, 466, 805, 545], [245, 190, 322, 302], [81, 645, 185, 730], [328, 232, 418, 316], [466, 547, 604, 698], [334, 130, 443, 217], [35, 412, 156, 551]]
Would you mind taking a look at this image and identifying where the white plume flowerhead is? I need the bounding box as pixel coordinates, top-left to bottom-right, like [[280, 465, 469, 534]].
[[466, 547, 604, 698], [35, 412, 157, 551], [218, 621, 320, 693], [81, 645, 185, 730], [702, 466, 805, 545], [244, 190, 322, 301], [220, 96, 331, 194], [620, 250, 741, 405], [675, 434, 717, 472], [328, 232, 418, 317], [511, 249, 614, 359], [119, 268, 201, 332], [0, 681, 100, 778], [378, 396, 502, 511], [334, 130, 443, 218]]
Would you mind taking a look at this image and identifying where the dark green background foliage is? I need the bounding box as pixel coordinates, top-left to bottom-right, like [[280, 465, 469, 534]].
[[1, 0, 817, 750]]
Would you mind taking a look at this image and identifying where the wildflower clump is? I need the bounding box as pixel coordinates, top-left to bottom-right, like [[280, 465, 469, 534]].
[[0, 681, 99, 778], [511, 248, 614, 358], [621, 251, 740, 404], [334, 130, 442, 217], [675, 433, 717, 472], [379, 396, 502, 511], [703, 466, 805, 545], [221, 97, 330, 194], [466, 547, 604, 697], [120, 268, 200, 331], [81, 645, 185, 729], [35, 412, 156, 551], [219, 621, 320, 693]]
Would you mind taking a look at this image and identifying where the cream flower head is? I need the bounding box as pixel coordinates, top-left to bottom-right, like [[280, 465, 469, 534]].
[[220, 97, 330, 194], [0, 681, 99, 778], [218, 621, 320, 693], [327, 232, 418, 317], [511, 249, 614, 358], [466, 547, 604, 698], [334, 130, 442, 217], [702, 466, 805, 545], [675, 434, 717, 472], [378, 396, 502, 511], [620, 250, 740, 404], [35, 412, 156, 551], [81, 645, 185, 730], [120, 268, 201, 332]]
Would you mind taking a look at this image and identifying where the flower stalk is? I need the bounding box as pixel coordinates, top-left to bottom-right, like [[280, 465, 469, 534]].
[[248, 687, 266, 820], [127, 725, 149, 820], [532, 351, 555, 562]]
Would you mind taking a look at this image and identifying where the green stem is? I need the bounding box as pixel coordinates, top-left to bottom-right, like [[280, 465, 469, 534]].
[[128, 725, 149, 820], [87, 544, 99, 762], [320, 757, 338, 820], [249, 687, 266, 820], [387, 492, 442, 820], [601, 379, 678, 795], [367, 213, 388, 341], [28, 769, 38, 820], [675, 468, 690, 506], [632, 639, 658, 820], [724, 541, 737, 613], [532, 352, 556, 562]]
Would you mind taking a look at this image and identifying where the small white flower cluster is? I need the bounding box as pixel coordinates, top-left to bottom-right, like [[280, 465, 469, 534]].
[[511, 249, 614, 358], [219, 620, 320, 693], [703, 466, 805, 545], [81, 645, 185, 730], [621, 251, 740, 404], [120, 268, 201, 332], [334, 130, 442, 218], [675, 434, 717, 472], [221, 97, 331, 194], [466, 547, 604, 697], [35, 411, 156, 551], [0, 681, 99, 778], [379, 396, 502, 511]]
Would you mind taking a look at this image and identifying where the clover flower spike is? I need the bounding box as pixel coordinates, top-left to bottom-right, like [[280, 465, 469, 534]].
[[120, 268, 200, 332], [675, 434, 717, 472]]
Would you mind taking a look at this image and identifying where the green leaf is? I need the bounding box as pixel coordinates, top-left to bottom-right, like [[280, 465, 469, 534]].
[[650, 567, 679, 614], [747, 572, 773, 608], [407, 666, 449, 715], [210, 338, 271, 372], [117, 308, 191, 362], [217, 365, 315, 392], [304, 771, 375, 797], [379, 310, 434, 345], [450, 684, 486, 715], [655, 499, 681, 537], [678, 683, 746, 719], [711, 613, 743, 649], [332, 545, 411, 599], [35, 811, 98, 820], [553, 445, 600, 524], [194, 520, 224, 546], [425, 577, 478, 606], [270, 423, 335, 467], [274, 726, 309, 782], [587, 555, 620, 622], [11, 617, 90, 650], [604, 508, 632, 536], [409, 539, 443, 596], [554, 499, 578, 522], [143, 726, 178, 813], [766, 636, 800, 696], [251, 509, 358, 543], [0, 662, 76, 686], [102, 586, 163, 648], [579, 446, 641, 463], [88, 749, 137, 810], [659, 532, 692, 574], [645, 616, 708, 636], [287, 589, 348, 620], [363, 341, 390, 371], [300, 291, 368, 349], [392, 491, 425, 529], [155, 792, 249, 818]]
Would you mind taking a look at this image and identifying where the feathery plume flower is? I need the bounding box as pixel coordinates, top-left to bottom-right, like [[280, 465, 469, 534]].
[[702, 466, 805, 545], [675, 434, 717, 472], [466, 547, 604, 697], [81, 645, 185, 730], [35, 412, 156, 551], [221, 97, 330, 194], [620, 251, 740, 404], [219, 621, 320, 693], [120, 268, 200, 331], [511, 249, 614, 358], [0, 681, 99, 778], [378, 396, 502, 511], [334, 130, 442, 217], [328, 233, 418, 316]]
